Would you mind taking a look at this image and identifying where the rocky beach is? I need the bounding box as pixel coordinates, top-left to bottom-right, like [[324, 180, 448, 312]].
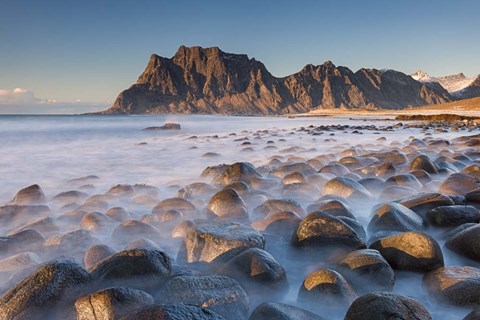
[[0, 114, 479, 319]]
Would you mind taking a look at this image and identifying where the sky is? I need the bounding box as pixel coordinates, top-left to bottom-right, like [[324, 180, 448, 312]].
[[0, 0, 479, 113]]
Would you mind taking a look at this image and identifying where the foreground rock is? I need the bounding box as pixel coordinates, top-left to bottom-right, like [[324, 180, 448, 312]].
[[249, 302, 325, 320], [423, 266, 480, 306], [291, 211, 366, 252], [0, 261, 90, 320], [297, 268, 357, 311], [159, 275, 249, 320], [426, 205, 480, 227], [120, 303, 225, 320], [369, 231, 444, 272], [75, 287, 154, 320], [90, 249, 171, 292], [12, 184, 46, 205], [344, 292, 432, 320], [445, 224, 480, 262], [336, 249, 395, 293], [179, 222, 265, 263], [368, 202, 424, 233]]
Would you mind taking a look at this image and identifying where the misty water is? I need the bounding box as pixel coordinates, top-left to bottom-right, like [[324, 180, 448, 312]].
[[0, 114, 477, 319]]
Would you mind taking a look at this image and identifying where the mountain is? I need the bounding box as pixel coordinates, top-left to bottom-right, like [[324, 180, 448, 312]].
[[412, 70, 480, 99], [102, 46, 453, 115]]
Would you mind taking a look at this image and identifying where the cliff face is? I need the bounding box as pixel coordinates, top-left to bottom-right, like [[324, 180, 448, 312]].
[[103, 46, 453, 115]]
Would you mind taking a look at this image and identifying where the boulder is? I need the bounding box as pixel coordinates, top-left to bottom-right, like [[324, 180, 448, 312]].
[[213, 162, 262, 186], [439, 173, 480, 196], [75, 287, 154, 320], [84, 244, 116, 271], [0, 261, 90, 320], [370, 231, 444, 272], [12, 184, 46, 205], [206, 188, 248, 219], [253, 199, 305, 219], [159, 275, 249, 320], [367, 202, 424, 233], [120, 303, 224, 320], [398, 193, 454, 216], [112, 220, 161, 244], [291, 211, 366, 252], [410, 155, 438, 174], [180, 222, 265, 263], [249, 302, 325, 320], [445, 224, 480, 262], [89, 249, 171, 292], [426, 205, 480, 227], [323, 177, 373, 201], [423, 266, 480, 306], [344, 292, 432, 320], [336, 249, 395, 293]]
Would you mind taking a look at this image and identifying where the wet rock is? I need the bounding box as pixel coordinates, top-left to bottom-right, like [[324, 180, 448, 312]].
[[282, 172, 306, 185], [0, 261, 90, 320], [52, 190, 89, 204], [249, 302, 325, 320], [171, 220, 195, 238], [44, 229, 95, 258], [464, 307, 480, 320], [379, 185, 417, 201], [319, 163, 350, 176], [344, 292, 432, 320], [112, 220, 161, 244], [12, 184, 46, 205], [179, 222, 265, 263], [120, 303, 225, 320], [323, 176, 373, 201], [251, 211, 301, 239], [84, 244, 116, 270], [90, 249, 171, 292], [398, 192, 454, 216], [291, 211, 366, 251], [213, 162, 262, 186], [75, 287, 154, 320], [270, 163, 317, 178], [8, 216, 59, 237], [297, 268, 357, 310], [253, 199, 305, 220], [358, 177, 385, 195], [206, 189, 248, 220], [336, 249, 395, 293], [105, 207, 131, 222], [370, 231, 444, 272], [439, 173, 480, 195], [306, 199, 355, 219], [426, 205, 480, 227], [0, 252, 41, 273], [216, 248, 286, 293], [159, 275, 249, 320], [423, 266, 480, 306], [445, 224, 480, 262], [386, 173, 423, 190], [0, 204, 52, 224], [368, 202, 424, 233], [410, 155, 438, 174], [80, 211, 114, 233], [152, 198, 197, 217], [0, 229, 45, 257], [124, 238, 161, 251], [439, 223, 477, 241]]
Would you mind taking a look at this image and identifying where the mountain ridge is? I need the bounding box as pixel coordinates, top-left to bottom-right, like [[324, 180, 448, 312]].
[[101, 46, 458, 115]]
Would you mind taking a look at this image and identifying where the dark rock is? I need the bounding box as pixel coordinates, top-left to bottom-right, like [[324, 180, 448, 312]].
[[144, 123, 181, 130], [368, 202, 424, 233], [0, 261, 90, 320], [423, 266, 480, 306], [344, 292, 432, 320], [120, 303, 225, 320], [297, 268, 357, 310], [253, 199, 305, 220], [213, 162, 263, 186], [206, 188, 248, 220], [369, 231, 444, 272], [426, 205, 480, 227], [159, 275, 249, 320], [84, 244, 116, 270], [249, 302, 325, 320], [12, 184, 46, 205], [410, 155, 438, 174], [445, 224, 480, 262], [323, 176, 373, 201], [112, 220, 161, 244], [75, 287, 154, 320], [179, 222, 264, 263], [291, 211, 366, 251], [89, 249, 171, 292], [398, 192, 454, 216], [440, 173, 480, 196], [336, 249, 395, 293]]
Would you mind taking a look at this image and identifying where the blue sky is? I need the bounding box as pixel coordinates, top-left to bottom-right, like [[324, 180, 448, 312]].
[[0, 0, 479, 112]]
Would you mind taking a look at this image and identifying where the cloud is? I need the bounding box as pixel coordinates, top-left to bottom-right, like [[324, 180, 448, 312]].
[[0, 87, 107, 114], [0, 87, 40, 104]]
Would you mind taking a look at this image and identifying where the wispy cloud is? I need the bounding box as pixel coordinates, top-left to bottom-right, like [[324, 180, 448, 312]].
[[0, 88, 107, 114]]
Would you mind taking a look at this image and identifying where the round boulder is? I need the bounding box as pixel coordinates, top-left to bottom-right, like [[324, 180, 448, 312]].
[[445, 224, 480, 262]]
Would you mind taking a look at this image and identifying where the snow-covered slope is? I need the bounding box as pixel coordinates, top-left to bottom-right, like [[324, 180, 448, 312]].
[[412, 70, 479, 98]]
